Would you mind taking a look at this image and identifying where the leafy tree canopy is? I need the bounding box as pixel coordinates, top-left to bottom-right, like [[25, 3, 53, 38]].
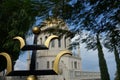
[[0, 0, 46, 71]]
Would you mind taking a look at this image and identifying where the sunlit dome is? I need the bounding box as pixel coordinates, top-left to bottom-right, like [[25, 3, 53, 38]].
[[40, 16, 69, 30]]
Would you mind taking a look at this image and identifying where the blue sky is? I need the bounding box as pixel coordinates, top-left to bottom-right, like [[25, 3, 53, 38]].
[[80, 43, 116, 80]]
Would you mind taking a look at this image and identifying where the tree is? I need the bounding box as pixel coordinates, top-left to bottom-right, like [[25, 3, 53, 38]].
[[103, 25, 120, 80], [39, 0, 111, 79], [96, 33, 110, 80], [115, 71, 120, 80], [85, 1, 120, 79], [38, 0, 120, 79], [73, 1, 111, 79], [0, 0, 46, 72], [69, 1, 120, 79], [41, 1, 120, 80], [1, 0, 119, 79], [0, 0, 75, 72], [82, 31, 110, 80]]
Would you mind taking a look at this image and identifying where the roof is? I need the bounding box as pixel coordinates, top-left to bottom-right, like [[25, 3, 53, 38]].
[[40, 17, 69, 31]]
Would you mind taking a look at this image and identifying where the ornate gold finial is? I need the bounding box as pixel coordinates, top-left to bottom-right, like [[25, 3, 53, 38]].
[[27, 75, 37, 80], [32, 27, 41, 35]]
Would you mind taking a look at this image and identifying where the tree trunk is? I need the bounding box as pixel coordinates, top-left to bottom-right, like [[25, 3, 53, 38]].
[[113, 45, 120, 80], [96, 34, 110, 80]]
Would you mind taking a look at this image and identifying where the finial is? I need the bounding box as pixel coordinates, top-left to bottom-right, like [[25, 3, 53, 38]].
[[32, 27, 41, 35], [27, 75, 37, 80]]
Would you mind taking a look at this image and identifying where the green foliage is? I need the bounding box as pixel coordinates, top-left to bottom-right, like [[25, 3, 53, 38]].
[[0, 0, 75, 72], [0, 0, 119, 79], [74, 1, 120, 79], [0, 0, 43, 71], [115, 72, 120, 80], [44, 0, 120, 79]]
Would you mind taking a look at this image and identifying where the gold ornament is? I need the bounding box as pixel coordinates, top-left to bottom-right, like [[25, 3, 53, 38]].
[[27, 75, 37, 80], [0, 52, 12, 75], [53, 50, 72, 74], [32, 27, 41, 34], [44, 35, 58, 48], [13, 36, 25, 49]]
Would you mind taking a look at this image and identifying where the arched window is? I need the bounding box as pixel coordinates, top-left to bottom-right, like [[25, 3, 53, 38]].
[[52, 61, 54, 68], [45, 36, 47, 40], [40, 38, 42, 44], [74, 61, 77, 69], [51, 40, 55, 47], [71, 61, 73, 69], [64, 37, 66, 48], [58, 39, 61, 47], [61, 60, 64, 63], [47, 61, 49, 69]]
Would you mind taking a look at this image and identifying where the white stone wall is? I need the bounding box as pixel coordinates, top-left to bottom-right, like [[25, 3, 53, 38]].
[[34, 33, 83, 80]]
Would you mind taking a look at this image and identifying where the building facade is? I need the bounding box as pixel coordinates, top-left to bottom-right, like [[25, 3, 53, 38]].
[[32, 31, 101, 80], [6, 17, 101, 80]]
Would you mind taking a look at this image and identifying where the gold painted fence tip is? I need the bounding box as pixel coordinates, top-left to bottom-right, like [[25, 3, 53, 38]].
[[32, 27, 41, 35], [13, 36, 25, 49], [44, 35, 58, 48], [0, 52, 12, 75], [53, 50, 72, 74], [27, 75, 37, 80]]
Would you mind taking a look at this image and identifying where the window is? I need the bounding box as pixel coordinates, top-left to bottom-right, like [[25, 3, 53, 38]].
[[71, 61, 73, 69], [51, 40, 55, 47], [64, 37, 66, 48], [40, 38, 42, 44], [52, 61, 54, 68], [45, 36, 47, 40], [47, 61, 49, 69], [61, 60, 64, 63], [74, 61, 77, 69], [58, 39, 61, 47]]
